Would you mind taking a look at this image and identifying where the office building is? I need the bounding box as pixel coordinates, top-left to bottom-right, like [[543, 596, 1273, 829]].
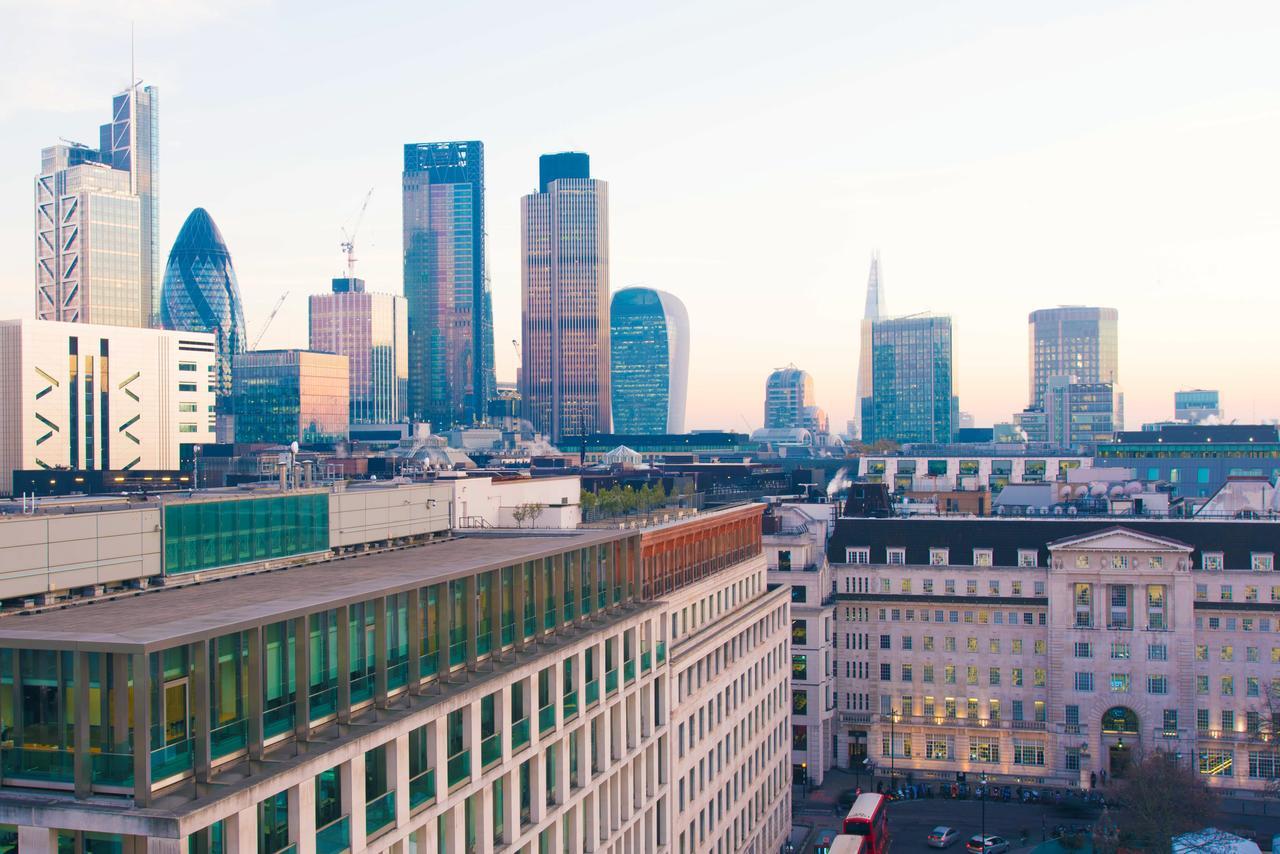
[[232, 350, 349, 445], [828, 514, 1280, 794], [309, 277, 408, 425], [861, 315, 954, 445], [160, 208, 246, 430], [1096, 424, 1280, 499], [1028, 307, 1118, 410], [521, 152, 611, 442], [1020, 375, 1121, 449], [764, 503, 837, 787], [35, 85, 158, 328], [403, 141, 496, 428], [0, 505, 790, 854], [0, 318, 214, 496], [855, 253, 885, 440], [765, 365, 816, 430], [1176, 389, 1221, 424], [609, 287, 689, 434]]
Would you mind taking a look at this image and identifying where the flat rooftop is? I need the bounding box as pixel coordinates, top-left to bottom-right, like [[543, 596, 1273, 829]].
[[0, 530, 624, 653]]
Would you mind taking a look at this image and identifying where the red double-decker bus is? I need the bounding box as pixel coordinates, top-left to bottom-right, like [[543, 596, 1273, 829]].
[[842, 793, 891, 854]]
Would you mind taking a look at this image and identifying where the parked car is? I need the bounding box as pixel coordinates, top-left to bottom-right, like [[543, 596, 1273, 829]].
[[928, 827, 961, 848], [966, 835, 1011, 854]]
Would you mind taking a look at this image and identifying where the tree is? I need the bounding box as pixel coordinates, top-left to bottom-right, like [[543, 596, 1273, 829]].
[[1111, 753, 1219, 851], [579, 489, 597, 519], [511, 502, 547, 528], [1248, 677, 1280, 805]]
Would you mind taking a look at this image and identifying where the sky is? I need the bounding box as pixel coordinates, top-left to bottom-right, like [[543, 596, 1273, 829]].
[[2, 0, 1278, 433]]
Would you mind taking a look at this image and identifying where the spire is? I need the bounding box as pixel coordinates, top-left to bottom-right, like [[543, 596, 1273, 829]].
[[863, 251, 884, 320]]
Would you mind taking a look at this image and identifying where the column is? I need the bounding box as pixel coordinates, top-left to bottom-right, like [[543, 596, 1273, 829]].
[[407, 588, 423, 691], [394, 733, 411, 833], [74, 651, 90, 798], [582, 791, 597, 853], [514, 563, 528, 652], [529, 749, 547, 824], [465, 575, 479, 670], [467, 701, 482, 782], [131, 651, 152, 806], [294, 615, 311, 743], [247, 626, 265, 761], [442, 802, 465, 854], [437, 585, 452, 682], [344, 754, 367, 853], [533, 559, 547, 641], [375, 596, 389, 708], [552, 554, 566, 632], [478, 783, 495, 853], [146, 840, 184, 854], [489, 571, 503, 661], [336, 605, 352, 724], [18, 826, 56, 853], [192, 639, 211, 784], [294, 778, 317, 854], [225, 805, 256, 854], [502, 767, 519, 847]]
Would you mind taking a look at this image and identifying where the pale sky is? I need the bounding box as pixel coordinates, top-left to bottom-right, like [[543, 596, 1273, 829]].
[[2, 0, 1278, 432]]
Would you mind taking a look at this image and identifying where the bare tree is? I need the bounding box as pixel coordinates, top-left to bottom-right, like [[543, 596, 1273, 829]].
[[512, 502, 547, 529], [1248, 677, 1280, 805], [1112, 753, 1219, 851]]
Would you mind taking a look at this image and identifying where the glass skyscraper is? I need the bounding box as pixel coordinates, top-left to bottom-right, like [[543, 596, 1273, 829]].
[[35, 84, 158, 328], [521, 152, 611, 442], [309, 277, 408, 425], [763, 365, 815, 430], [232, 350, 350, 446], [402, 141, 495, 429], [1028, 306, 1118, 409], [609, 287, 689, 434], [861, 315, 954, 445], [160, 207, 246, 419]]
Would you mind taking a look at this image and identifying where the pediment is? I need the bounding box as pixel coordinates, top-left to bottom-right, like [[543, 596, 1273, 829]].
[[1046, 526, 1193, 554]]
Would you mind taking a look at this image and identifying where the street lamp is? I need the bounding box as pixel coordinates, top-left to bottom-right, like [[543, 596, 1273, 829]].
[[980, 770, 988, 848]]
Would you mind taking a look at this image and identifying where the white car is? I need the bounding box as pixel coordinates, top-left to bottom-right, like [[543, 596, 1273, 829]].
[[967, 836, 1011, 854], [928, 827, 961, 848]]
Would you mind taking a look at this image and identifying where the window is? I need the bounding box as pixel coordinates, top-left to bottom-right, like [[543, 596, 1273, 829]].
[[1075, 555, 1090, 569], [923, 665, 934, 683], [178, 423, 199, 433], [1146, 584, 1166, 630], [1196, 675, 1209, 695], [1110, 642, 1130, 660], [923, 579, 934, 594], [1221, 585, 1233, 602], [1252, 553, 1275, 572], [925, 736, 952, 760], [1202, 552, 1224, 571], [989, 638, 1000, 654], [846, 548, 870, 564], [1195, 644, 1208, 661], [1034, 581, 1045, 596], [944, 637, 956, 652], [944, 665, 956, 684], [792, 620, 808, 645], [930, 549, 949, 566], [1033, 668, 1046, 687], [1149, 555, 1164, 569], [902, 636, 913, 650], [1110, 674, 1130, 692], [988, 580, 1000, 595], [1222, 710, 1235, 731], [879, 663, 891, 680], [178, 402, 198, 412], [973, 549, 993, 567], [989, 668, 1000, 686], [1148, 644, 1167, 661], [1221, 676, 1234, 696], [1246, 586, 1259, 603], [887, 548, 906, 565], [1034, 639, 1046, 655], [969, 739, 999, 763], [1147, 675, 1168, 695], [791, 655, 807, 680], [901, 664, 913, 682], [900, 578, 912, 594], [1248, 751, 1280, 780], [966, 637, 978, 653], [179, 382, 198, 392], [1199, 750, 1233, 776], [1111, 555, 1130, 570], [1011, 581, 1022, 596], [879, 634, 891, 650], [1108, 584, 1131, 629], [1221, 645, 1233, 662], [1074, 583, 1092, 627], [966, 666, 978, 685], [1011, 668, 1023, 686], [1018, 550, 1038, 568], [923, 636, 935, 651], [1013, 740, 1045, 766], [1073, 642, 1092, 659], [179, 361, 198, 371], [1197, 709, 1210, 731], [1012, 639, 1023, 654], [944, 580, 956, 594], [1074, 673, 1094, 692]]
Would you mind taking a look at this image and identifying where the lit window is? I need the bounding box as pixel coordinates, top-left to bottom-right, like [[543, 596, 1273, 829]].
[[1203, 553, 1224, 571], [973, 549, 993, 567], [930, 549, 949, 567], [1252, 554, 1275, 572], [1018, 550, 1038, 568]]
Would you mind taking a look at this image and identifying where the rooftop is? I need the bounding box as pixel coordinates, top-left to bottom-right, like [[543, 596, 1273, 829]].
[[0, 529, 622, 653]]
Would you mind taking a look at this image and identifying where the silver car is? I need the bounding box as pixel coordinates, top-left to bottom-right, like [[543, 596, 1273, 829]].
[[928, 827, 960, 848], [966, 835, 1010, 854]]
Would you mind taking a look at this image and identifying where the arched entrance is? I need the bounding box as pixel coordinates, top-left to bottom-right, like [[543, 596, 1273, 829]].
[[1101, 707, 1139, 778]]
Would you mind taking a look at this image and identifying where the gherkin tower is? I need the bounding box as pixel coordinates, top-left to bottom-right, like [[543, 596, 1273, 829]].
[[160, 208, 246, 417]]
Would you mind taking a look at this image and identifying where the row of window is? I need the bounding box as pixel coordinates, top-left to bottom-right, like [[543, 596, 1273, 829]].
[[849, 575, 1049, 596], [879, 634, 1048, 654], [1193, 675, 1279, 697], [881, 662, 1048, 687], [845, 547, 1277, 573], [1194, 645, 1280, 663], [880, 733, 1047, 766], [853, 606, 1048, 627]]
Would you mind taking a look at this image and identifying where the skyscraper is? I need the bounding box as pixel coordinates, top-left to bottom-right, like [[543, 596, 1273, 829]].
[[402, 141, 495, 429], [861, 314, 954, 445], [1028, 306, 1118, 409], [309, 277, 408, 425], [854, 253, 885, 435], [764, 365, 816, 429], [521, 152, 610, 442], [35, 84, 158, 328], [232, 350, 350, 445], [609, 287, 689, 434], [160, 208, 246, 423]]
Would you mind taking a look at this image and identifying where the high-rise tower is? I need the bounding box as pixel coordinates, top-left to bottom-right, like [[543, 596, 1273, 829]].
[[861, 314, 954, 445], [35, 84, 158, 328], [1027, 306, 1118, 409], [402, 141, 495, 429], [609, 287, 689, 434], [309, 277, 408, 425], [854, 253, 884, 439], [520, 152, 610, 442]]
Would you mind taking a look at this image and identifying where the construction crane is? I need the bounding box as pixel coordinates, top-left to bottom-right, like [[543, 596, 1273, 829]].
[[340, 188, 374, 277], [251, 291, 289, 351]]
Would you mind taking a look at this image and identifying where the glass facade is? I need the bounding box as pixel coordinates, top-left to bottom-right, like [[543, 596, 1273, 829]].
[[520, 153, 611, 442], [163, 494, 330, 575], [1028, 306, 1118, 410], [764, 366, 815, 430], [308, 279, 408, 424], [160, 208, 246, 407], [232, 350, 349, 445], [403, 141, 495, 427], [862, 315, 954, 445], [609, 287, 689, 434]]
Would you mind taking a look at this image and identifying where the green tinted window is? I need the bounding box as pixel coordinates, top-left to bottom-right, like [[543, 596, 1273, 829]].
[[163, 495, 330, 575]]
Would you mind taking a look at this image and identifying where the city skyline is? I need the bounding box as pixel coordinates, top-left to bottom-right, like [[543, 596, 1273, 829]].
[[2, 2, 1279, 432]]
